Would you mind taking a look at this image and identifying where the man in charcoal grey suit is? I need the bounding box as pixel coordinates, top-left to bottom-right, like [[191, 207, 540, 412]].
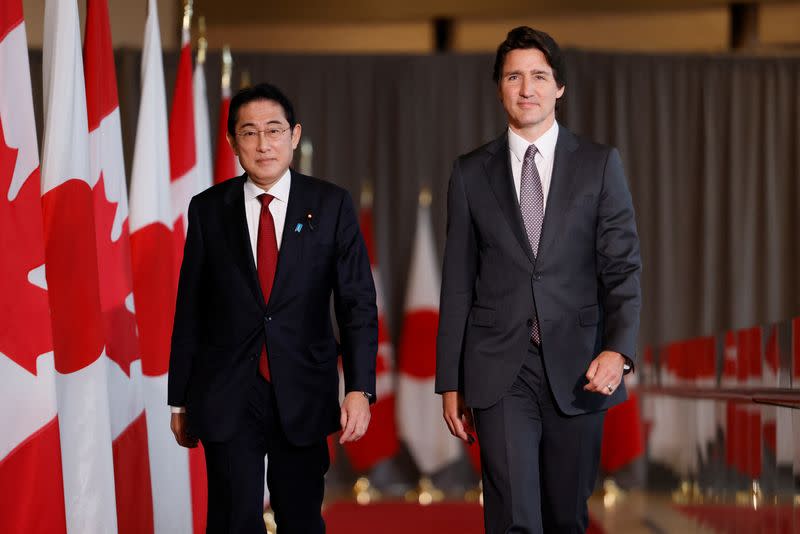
[[436, 26, 641, 533]]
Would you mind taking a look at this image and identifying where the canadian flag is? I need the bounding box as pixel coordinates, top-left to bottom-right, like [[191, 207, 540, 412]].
[[600, 367, 644, 473], [193, 43, 212, 194], [793, 318, 800, 477], [690, 337, 716, 470], [213, 47, 243, 184], [83, 0, 154, 532], [397, 191, 461, 475], [170, 13, 210, 532], [648, 342, 688, 476], [169, 16, 197, 260], [737, 327, 762, 480], [41, 0, 119, 531], [722, 331, 740, 474], [0, 1, 66, 531], [341, 188, 401, 472], [640, 346, 655, 444], [128, 0, 192, 531]]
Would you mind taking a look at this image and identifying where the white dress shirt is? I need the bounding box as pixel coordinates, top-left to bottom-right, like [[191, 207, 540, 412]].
[[170, 169, 292, 414], [243, 169, 291, 263], [507, 120, 559, 213]]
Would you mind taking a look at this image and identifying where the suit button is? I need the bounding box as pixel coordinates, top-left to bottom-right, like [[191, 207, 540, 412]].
[[533, 273, 542, 281], [527, 319, 534, 327], [265, 316, 272, 322]]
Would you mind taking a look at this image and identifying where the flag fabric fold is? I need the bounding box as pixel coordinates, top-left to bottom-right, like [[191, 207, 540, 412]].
[[0, 2, 66, 531], [341, 196, 401, 472], [397, 195, 461, 475], [129, 1, 192, 531], [83, 0, 153, 531], [41, 0, 118, 531]]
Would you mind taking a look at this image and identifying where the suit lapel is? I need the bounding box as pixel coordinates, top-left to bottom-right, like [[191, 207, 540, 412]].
[[267, 170, 307, 310], [485, 134, 536, 265], [223, 174, 266, 310], [537, 126, 580, 261]]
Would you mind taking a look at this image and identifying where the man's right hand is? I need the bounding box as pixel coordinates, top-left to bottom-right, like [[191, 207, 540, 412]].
[[442, 391, 475, 443], [170, 412, 198, 448]]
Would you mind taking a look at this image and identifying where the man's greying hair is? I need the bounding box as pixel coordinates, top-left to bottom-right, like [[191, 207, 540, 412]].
[[492, 26, 566, 89], [228, 82, 297, 137]]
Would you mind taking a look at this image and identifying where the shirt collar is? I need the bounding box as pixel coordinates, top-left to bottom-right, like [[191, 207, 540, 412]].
[[244, 168, 291, 203], [508, 120, 560, 164]]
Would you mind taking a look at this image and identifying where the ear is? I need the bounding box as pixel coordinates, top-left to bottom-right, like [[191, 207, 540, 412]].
[[556, 84, 565, 99], [226, 132, 239, 156], [291, 124, 302, 150]]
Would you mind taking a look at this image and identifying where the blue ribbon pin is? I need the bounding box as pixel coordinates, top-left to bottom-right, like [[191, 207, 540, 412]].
[[294, 223, 303, 233]]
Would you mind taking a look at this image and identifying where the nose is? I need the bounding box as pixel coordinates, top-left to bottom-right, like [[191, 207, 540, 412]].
[[520, 75, 534, 97], [256, 132, 270, 152]]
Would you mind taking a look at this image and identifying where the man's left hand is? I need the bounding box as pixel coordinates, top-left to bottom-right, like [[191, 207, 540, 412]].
[[339, 391, 371, 444], [584, 350, 625, 396]]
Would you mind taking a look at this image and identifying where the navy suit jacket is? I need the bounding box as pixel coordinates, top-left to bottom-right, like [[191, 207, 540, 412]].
[[168, 171, 377, 446], [436, 127, 641, 415]]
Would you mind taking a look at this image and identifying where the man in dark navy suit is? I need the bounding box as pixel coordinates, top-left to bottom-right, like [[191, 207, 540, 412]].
[[437, 27, 641, 533], [168, 83, 377, 533]]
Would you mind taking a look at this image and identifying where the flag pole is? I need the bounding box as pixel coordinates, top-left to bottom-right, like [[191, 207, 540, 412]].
[[196, 15, 207, 65], [419, 186, 432, 207], [361, 182, 374, 209], [182, 0, 193, 34], [221, 45, 233, 93]]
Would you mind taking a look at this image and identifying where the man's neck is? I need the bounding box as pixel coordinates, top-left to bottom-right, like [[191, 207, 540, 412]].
[[509, 116, 555, 144]]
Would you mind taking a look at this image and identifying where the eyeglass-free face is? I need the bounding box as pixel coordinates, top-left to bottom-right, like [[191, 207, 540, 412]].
[[499, 48, 564, 141], [227, 99, 301, 189]]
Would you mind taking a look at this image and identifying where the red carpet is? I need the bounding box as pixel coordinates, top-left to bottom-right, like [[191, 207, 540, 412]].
[[324, 502, 605, 533], [677, 504, 800, 534]]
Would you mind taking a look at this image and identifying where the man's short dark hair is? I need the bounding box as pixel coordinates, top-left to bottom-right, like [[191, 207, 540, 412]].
[[228, 82, 297, 137], [492, 26, 566, 89]]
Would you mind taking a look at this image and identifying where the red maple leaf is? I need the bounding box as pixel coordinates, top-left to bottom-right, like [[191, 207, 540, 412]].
[[0, 116, 53, 374], [92, 175, 139, 376]]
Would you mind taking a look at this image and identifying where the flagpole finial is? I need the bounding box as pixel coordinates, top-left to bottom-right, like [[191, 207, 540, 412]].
[[182, 0, 193, 33], [221, 45, 233, 92], [299, 138, 314, 175], [196, 16, 207, 64], [419, 187, 432, 207], [240, 69, 252, 89], [361, 183, 374, 208]]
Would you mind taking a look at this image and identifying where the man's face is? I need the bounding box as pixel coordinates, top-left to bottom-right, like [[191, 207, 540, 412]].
[[498, 47, 564, 135], [228, 99, 301, 189]]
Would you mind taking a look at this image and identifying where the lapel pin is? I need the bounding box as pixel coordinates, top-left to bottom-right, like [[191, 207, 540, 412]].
[[294, 223, 303, 233], [306, 212, 315, 231]]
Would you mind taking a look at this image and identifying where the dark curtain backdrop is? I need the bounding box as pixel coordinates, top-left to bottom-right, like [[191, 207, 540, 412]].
[[27, 49, 800, 352]]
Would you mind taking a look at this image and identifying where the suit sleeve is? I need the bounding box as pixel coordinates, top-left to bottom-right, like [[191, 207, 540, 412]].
[[435, 159, 478, 394], [596, 148, 642, 365], [168, 198, 205, 407], [332, 190, 378, 401]]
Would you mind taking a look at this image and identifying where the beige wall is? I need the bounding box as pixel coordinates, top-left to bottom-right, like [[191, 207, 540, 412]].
[[760, 3, 800, 47], [452, 8, 730, 53], [205, 22, 434, 53], [19, 1, 800, 53], [22, 0, 180, 50]]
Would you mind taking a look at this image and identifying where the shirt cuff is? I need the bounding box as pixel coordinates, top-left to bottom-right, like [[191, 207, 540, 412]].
[[170, 406, 186, 414]]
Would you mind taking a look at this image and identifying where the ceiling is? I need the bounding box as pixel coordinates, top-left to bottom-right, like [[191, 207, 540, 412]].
[[192, 0, 785, 24]]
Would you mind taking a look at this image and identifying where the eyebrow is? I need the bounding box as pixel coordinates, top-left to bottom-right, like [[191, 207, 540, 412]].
[[505, 69, 551, 77], [238, 119, 287, 128]]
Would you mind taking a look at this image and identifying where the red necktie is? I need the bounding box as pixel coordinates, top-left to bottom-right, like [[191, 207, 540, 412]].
[[257, 193, 278, 380]]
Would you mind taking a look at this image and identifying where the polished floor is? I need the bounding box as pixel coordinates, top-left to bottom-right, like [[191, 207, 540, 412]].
[[315, 490, 799, 533]]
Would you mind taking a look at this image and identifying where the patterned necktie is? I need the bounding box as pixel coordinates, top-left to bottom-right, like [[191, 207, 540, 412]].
[[257, 193, 278, 380], [519, 144, 543, 345]]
